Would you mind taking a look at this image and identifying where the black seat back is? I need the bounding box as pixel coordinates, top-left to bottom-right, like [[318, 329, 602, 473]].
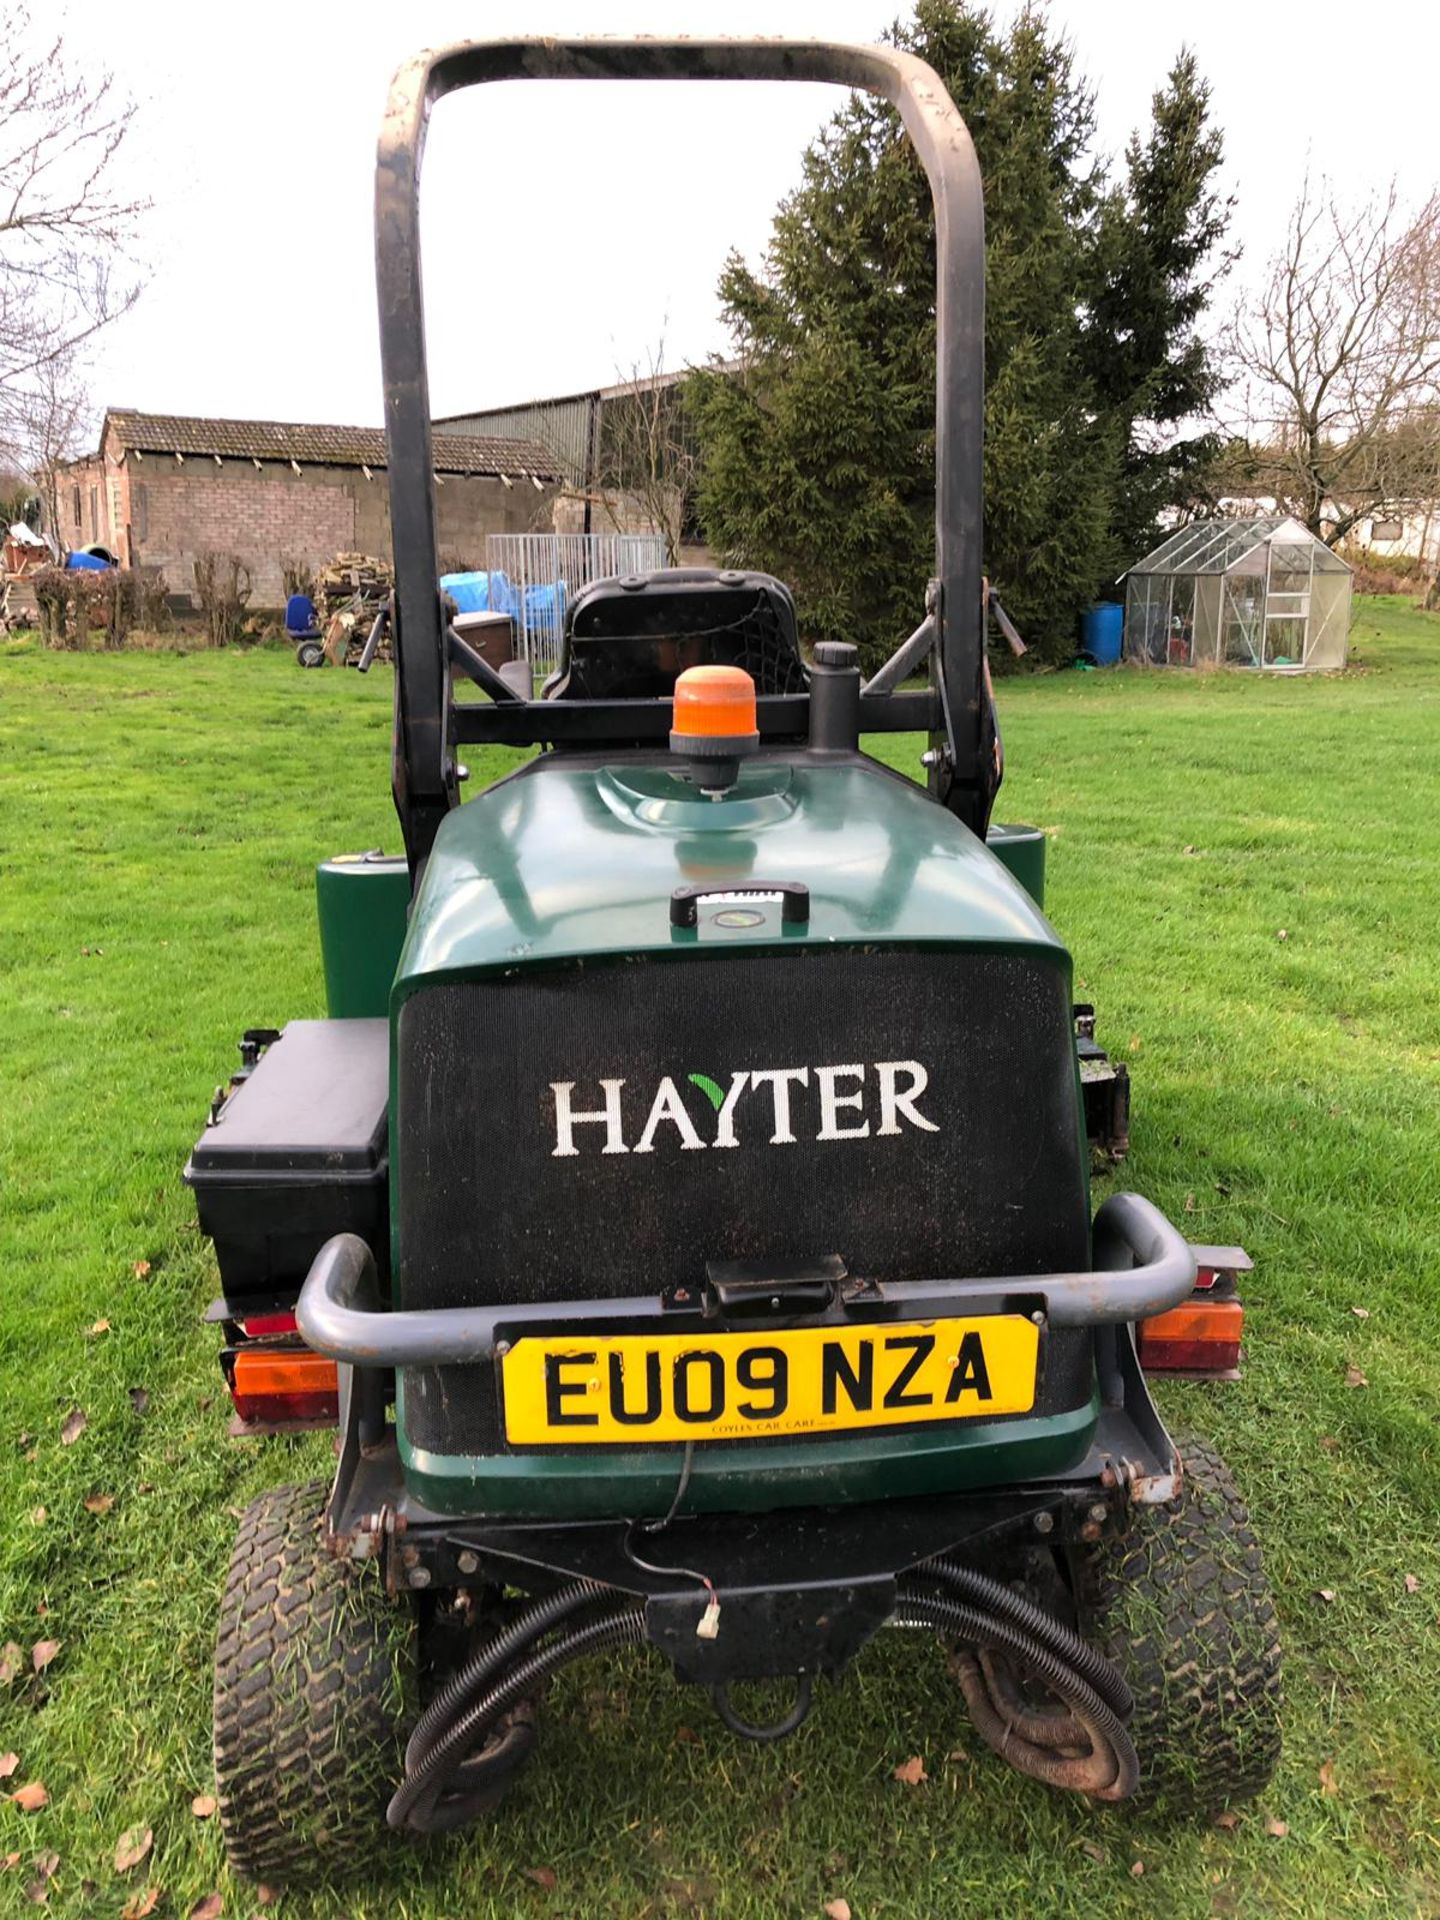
[[546, 567, 807, 702]]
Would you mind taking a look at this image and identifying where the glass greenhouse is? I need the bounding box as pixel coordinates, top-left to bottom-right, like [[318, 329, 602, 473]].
[[1122, 516, 1352, 671]]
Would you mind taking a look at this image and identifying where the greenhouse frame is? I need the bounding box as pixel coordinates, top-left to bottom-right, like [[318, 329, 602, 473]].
[[1122, 516, 1352, 671]]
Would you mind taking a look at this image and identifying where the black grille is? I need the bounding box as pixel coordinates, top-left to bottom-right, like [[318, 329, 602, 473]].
[[396, 947, 1087, 1456]]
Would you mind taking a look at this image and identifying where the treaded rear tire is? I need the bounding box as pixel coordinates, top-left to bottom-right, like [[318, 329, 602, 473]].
[[213, 1479, 414, 1885], [1072, 1431, 1282, 1813]]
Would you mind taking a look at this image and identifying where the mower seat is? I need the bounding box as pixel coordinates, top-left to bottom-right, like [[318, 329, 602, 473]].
[[544, 567, 807, 702]]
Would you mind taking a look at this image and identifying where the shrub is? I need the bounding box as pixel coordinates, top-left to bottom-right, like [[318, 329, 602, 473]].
[[193, 553, 253, 647], [31, 566, 149, 649]]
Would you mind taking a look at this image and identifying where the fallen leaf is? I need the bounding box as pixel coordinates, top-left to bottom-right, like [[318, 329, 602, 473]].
[[0, 1645, 20, 1685], [892, 1755, 928, 1786], [0, 1755, 17, 1779], [189, 1896, 223, 1920], [1404, 1573, 1420, 1594], [1350, 1306, 1370, 1320], [2, 1851, 18, 1869], [8, 1782, 49, 1812], [1130, 1859, 1145, 1877], [1183, 1191, 1196, 1213], [1182, 844, 1198, 855], [1319, 1760, 1338, 1797], [1213, 1809, 1240, 1829], [672, 1725, 701, 1746], [59, 1408, 86, 1447], [128, 1388, 150, 1416], [1265, 1817, 1289, 1838], [1081, 1840, 1107, 1862], [133, 1261, 151, 1280], [824, 1901, 853, 1920], [1319, 1435, 1339, 1452], [1345, 1365, 1368, 1389], [1276, 928, 1289, 941], [23, 1876, 48, 1906], [190, 1793, 216, 1819], [114, 1826, 153, 1873], [84, 1319, 111, 1338], [32, 1853, 59, 1882], [255, 1889, 279, 1908], [522, 1866, 557, 1891], [82, 1493, 114, 1516], [1317, 1588, 1336, 1604], [30, 1642, 59, 1674], [121, 1890, 161, 1920], [30, 1508, 45, 1526]]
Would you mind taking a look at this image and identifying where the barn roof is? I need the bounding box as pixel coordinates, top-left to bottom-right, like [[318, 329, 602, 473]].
[[101, 409, 560, 480]]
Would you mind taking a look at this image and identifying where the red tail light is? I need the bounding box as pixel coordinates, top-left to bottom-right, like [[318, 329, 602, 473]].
[[229, 1348, 339, 1426], [239, 1310, 298, 1339], [1138, 1297, 1244, 1374]]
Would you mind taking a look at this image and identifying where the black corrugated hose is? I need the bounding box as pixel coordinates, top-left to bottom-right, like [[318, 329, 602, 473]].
[[388, 1601, 647, 1833], [891, 1585, 1139, 1800], [403, 1581, 603, 1778], [921, 1555, 1134, 1718]]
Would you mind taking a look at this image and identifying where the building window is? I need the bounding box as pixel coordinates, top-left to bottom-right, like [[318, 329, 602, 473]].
[[1371, 518, 1403, 543], [72, 485, 82, 530]]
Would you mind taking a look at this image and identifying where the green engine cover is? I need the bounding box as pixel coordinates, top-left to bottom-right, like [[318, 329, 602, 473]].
[[389, 754, 1094, 1519]]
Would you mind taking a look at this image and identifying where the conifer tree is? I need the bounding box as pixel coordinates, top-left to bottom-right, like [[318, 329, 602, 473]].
[[689, 5, 1228, 666], [1084, 51, 1232, 565]]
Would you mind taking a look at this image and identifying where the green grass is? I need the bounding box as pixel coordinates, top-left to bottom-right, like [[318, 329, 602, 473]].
[[2, 600, 1438, 1917]]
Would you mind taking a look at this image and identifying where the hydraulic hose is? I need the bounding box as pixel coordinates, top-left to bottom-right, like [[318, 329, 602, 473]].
[[921, 1556, 1133, 1719], [403, 1580, 603, 1777], [388, 1604, 647, 1832], [891, 1586, 1139, 1801]]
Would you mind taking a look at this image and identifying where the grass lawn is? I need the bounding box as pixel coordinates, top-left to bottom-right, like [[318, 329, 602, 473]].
[[1, 597, 1438, 1918]]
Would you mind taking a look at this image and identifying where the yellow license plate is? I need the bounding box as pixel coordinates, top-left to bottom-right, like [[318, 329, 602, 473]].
[[500, 1315, 1039, 1446]]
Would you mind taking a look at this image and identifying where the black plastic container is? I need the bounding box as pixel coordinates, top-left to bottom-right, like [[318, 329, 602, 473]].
[[186, 1020, 389, 1304]]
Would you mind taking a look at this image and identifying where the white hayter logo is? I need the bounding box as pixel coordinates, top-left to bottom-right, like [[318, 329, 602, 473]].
[[549, 1061, 939, 1157]]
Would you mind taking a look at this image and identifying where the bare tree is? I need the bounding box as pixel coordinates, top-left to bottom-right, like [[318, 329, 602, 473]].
[[12, 345, 91, 539], [1228, 180, 1440, 545], [0, 36, 144, 467], [594, 339, 699, 564]]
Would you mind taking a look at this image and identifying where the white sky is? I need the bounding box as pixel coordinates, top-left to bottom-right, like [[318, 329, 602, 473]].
[[58, 0, 1440, 434]]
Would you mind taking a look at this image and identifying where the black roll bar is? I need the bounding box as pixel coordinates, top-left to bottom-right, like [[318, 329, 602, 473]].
[[377, 40, 986, 869]]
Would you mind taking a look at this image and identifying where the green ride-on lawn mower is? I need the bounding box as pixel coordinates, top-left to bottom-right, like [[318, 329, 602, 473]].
[[186, 38, 1281, 1886]]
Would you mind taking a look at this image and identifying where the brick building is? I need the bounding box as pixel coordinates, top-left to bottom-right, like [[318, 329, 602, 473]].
[[62, 410, 561, 608]]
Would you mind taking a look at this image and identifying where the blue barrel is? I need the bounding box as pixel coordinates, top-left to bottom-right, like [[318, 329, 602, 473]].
[[1080, 602, 1123, 666]]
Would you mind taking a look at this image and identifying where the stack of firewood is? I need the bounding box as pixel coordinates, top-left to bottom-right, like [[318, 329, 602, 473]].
[[316, 552, 393, 665]]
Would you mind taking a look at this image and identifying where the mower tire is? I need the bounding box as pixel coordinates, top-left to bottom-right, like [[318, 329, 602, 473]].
[[213, 1479, 414, 1884], [1071, 1431, 1282, 1813], [295, 638, 325, 668]]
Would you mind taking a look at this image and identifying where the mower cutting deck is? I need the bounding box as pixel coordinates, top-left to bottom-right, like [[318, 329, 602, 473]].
[[189, 37, 1281, 1887]]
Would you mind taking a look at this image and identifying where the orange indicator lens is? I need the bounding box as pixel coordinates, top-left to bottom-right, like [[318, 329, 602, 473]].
[[672, 665, 758, 739]]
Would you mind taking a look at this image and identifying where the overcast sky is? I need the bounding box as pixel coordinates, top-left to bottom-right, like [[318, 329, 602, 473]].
[[58, 0, 1440, 436]]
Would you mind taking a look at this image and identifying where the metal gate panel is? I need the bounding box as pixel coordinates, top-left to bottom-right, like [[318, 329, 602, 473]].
[[486, 532, 667, 678]]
